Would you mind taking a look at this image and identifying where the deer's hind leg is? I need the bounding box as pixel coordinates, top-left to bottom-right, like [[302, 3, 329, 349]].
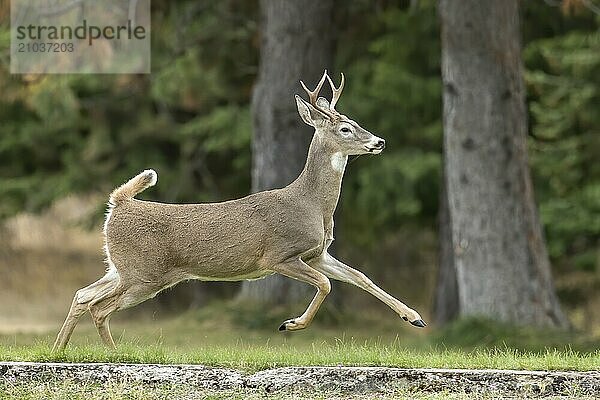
[[89, 296, 120, 349], [52, 267, 121, 351], [52, 292, 89, 351], [88, 272, 177, 348]]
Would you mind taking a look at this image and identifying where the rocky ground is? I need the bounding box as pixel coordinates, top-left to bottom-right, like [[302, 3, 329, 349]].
[[1, 362, 599, 398]]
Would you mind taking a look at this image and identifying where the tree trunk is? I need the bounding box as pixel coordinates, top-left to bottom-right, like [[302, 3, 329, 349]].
[[438, 0, 567, 327], [238, 0, 335, 304], [434, 161, 459, 325]]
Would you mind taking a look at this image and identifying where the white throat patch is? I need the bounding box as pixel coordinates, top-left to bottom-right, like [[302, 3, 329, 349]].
[[330, 152, 347, 173]]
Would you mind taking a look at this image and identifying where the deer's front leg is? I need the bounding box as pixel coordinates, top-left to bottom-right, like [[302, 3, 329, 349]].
[[271, 258, 331, 332], [311, 252, 426, 328]]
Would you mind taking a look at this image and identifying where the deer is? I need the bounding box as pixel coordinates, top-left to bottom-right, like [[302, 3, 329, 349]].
[[53, 71, 426, 351]]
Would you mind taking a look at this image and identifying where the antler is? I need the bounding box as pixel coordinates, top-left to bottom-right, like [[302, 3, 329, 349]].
[[326, 72, 345, 111], [300, 70, 342, 120], [300, 70, 327, 107]]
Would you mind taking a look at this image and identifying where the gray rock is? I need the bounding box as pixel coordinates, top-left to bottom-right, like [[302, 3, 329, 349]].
[[0, 362, 243, 390], [1, 362, 598, 397]]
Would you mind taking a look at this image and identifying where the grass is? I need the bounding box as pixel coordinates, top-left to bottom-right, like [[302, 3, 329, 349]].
[[2, 341, 598, 372], [1, 303, 598, 372]]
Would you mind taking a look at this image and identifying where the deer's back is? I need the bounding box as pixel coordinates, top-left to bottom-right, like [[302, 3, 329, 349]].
[[104, 190, 325, 282]]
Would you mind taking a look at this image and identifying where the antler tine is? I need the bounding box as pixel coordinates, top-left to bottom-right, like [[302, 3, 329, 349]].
[[326, 72, 345, 110], [300, 70, 339, 120], [300, 70, 328, 107]]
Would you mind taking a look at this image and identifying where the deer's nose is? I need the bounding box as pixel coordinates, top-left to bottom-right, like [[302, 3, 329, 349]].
[[375, 139, 386, 149]]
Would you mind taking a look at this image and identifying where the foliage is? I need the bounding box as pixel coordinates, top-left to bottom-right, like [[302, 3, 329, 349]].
[[0, 1, 257, 218], [524, 23, 600, 270], [336, 1, 442, 246]]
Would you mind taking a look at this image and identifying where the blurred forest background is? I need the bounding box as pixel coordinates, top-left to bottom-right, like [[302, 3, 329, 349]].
[[0, 0, 598, 339]]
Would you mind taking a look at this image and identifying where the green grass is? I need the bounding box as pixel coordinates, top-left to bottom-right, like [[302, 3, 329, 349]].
[[1, 303, 598, 372], [1, 341, 598, 372]]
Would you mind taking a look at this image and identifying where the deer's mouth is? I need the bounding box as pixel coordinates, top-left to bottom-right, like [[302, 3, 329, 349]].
[[364, 145, 383, 154], [363, 138, 385, 154]]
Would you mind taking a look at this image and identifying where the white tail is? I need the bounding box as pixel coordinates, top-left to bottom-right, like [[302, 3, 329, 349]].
[[53, 71, 425, 351], [109, 169, 157, 205]]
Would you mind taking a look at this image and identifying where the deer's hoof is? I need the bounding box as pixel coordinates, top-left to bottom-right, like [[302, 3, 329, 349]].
[[279, 318, 303, 331], [279, 319, 296, 331], [410, 319, 427, 328]]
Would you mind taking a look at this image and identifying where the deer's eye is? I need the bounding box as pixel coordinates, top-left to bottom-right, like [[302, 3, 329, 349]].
[[340, 127, 350, 133]]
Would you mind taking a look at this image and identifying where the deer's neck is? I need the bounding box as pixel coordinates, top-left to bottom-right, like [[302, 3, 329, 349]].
[[293, 133, 347, 219]]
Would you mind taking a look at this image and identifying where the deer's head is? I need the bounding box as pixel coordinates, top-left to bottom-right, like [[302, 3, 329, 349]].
[[295, 71, 385, 156]]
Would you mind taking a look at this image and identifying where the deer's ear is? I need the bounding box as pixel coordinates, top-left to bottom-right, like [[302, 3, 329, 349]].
[[295, 95, 326, 127]]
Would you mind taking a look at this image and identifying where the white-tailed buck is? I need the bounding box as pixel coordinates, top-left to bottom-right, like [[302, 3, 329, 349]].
[[53, 71, 426, 350]]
